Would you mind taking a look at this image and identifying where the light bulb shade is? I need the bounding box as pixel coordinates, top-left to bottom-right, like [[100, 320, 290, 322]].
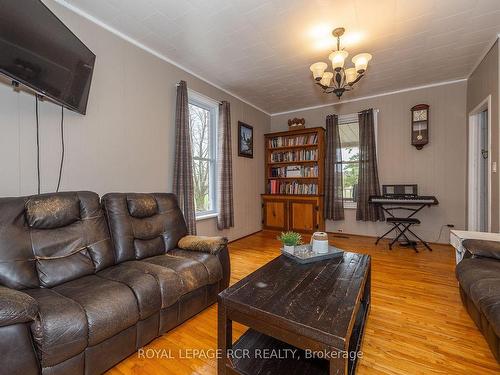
[[344, 68, 357, 84], [310, 62, 328, 81], [328, 50, 348, 71], [320, 72, 333, 87], [352, 53, 372, 73]]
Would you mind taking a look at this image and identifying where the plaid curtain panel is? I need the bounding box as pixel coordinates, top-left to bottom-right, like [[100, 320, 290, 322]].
[[356, 109, 384, 222], [216, 101, 234, 230], [324, 114, 344, 220], [173, 80, 197, 234]]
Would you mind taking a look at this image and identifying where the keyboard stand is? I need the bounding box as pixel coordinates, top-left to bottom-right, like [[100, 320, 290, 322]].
[[374, 205, 433, 252]]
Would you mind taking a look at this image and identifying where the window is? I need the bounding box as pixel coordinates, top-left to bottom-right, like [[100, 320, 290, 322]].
[[338, 112, 377, 208], [339, 114, 360, 208], [188, 90, 218, 218]]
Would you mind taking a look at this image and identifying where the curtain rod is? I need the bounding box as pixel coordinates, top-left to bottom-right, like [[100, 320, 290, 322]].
[[358, 108, 379, 113], [339, 108, 379, 118], [176, 82, 223, 104]]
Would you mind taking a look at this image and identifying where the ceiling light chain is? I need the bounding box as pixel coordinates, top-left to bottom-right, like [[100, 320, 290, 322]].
[[309, 27, 372, 99]]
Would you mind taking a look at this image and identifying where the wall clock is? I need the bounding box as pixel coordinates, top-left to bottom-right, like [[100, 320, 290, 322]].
[[411, 104, 429, 150]]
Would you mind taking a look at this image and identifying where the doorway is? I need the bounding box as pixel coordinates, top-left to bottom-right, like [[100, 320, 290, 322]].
[[468, 95, 492, 232]]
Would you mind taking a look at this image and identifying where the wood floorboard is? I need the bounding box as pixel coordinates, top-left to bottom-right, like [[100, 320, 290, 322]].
[[106, 230, 500, 375]]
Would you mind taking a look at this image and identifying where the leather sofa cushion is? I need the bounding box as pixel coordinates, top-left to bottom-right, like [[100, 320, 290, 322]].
[[127, 194, 158, 218], [125, 261, 186, 308], [0, 197, 41, 289], [456, 258, 500, 336], [483, 301, 500, 338], [134, 236, 166, 259], [456, 258, 500, 295], [36, 248, 95, 288], [102, 193, 188, 263], [25, 288, 87, 367], [0, 192, 115, 290], [143, 254, 209, 293], [469, 278, 500, 337], [25, 193, 80, 229], [97, 264, 162, 319], [463, 239, 500, 260], [169, 249, 223, 285], [54, 275, 139, 346]]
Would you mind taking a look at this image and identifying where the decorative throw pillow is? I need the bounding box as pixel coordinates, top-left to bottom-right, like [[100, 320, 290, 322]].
[[178, 235, 227, 254]]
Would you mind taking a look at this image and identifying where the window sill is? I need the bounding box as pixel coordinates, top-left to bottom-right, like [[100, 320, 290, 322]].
[[196, 212, 218, 221], [344, 202, 357, 210]]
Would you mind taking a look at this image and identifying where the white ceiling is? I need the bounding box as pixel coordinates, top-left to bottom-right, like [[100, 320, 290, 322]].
[[57, 0, 500, 115]]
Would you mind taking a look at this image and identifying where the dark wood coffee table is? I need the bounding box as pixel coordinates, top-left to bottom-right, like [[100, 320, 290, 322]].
[[218, 251, 370, 375]]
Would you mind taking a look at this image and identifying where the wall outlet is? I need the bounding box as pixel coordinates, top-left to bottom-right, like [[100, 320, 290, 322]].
[[446, 224, 455, 228], [337, 229, 343, 233]]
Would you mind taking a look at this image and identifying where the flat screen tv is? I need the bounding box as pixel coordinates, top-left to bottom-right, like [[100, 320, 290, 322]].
[[0, 0, 96, 114]]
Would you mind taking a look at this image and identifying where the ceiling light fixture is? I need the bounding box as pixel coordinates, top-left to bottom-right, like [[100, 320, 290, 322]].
[[309, 27, 372, 99]]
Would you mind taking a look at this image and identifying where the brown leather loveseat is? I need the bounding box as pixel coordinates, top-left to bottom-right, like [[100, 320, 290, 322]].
[[456, 239, 500, 363], [0, 191, 230, 375]]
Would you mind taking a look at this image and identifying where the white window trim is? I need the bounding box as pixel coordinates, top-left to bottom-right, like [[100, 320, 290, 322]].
[[195, 212, 218, 221], [188, 89, 219, 220], [338, 110, 378, 209]]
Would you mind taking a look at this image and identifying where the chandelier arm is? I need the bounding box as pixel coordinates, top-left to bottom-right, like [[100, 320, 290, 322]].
[[316, 81, 332, 91], [351, 73, 365, 86]]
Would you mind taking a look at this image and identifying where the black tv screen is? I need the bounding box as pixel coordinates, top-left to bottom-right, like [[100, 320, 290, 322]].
[[0, 0, 95, 114]]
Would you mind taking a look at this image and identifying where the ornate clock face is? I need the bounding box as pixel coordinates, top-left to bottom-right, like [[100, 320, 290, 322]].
[[413, 109, 427, 121]]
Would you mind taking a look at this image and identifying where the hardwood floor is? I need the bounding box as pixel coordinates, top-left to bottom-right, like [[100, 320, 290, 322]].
[[107, 231, 500, 375]]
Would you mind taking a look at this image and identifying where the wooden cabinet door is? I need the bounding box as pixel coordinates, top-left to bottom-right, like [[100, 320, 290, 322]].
[[263, 199, 288, 231], [289, 200, 318, 233]]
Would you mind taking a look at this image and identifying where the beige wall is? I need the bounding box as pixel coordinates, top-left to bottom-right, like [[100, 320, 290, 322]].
[[0, 0, 270, 241], [466, 40, 499, 232], [271, 82, 468, 243]]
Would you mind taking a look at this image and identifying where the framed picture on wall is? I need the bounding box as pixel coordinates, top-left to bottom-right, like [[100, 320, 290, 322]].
[[238, 121, 253, 158]]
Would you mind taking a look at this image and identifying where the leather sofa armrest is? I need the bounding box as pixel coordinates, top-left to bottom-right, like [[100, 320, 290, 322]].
[[216, 245, 231, 291], [462, 239, 500, 260], [0, 286, 38, 327], [178, 235, 228, 255]]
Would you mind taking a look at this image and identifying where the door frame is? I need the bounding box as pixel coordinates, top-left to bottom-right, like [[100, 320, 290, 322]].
[[468, 95, 492, 232]]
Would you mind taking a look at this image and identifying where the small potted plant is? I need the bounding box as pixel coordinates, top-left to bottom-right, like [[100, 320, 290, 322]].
[[277, 231, 302, 254]]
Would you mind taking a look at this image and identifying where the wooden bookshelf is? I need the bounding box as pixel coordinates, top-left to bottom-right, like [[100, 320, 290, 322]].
[[262, 127, 325, 233]]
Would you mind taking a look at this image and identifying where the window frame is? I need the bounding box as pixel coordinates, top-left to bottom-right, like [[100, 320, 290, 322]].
[[338, 111, 378, 209], [188, 89, 219, 220]]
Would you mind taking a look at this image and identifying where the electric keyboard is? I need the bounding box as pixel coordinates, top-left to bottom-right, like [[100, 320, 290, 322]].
[[369, 195, 438, 205]]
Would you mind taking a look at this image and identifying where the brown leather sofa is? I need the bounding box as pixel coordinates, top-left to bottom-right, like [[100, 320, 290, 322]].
[[456, 239, 500, 363], [0, 191, 230, 375]]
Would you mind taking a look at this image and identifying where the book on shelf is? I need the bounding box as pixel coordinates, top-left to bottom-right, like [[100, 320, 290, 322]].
[[268, 133, 318, 148], [270, 149, 318, 162], [286, 166, 301, 178], [270, 165, 319, 178], [268, 180, 318, 195]]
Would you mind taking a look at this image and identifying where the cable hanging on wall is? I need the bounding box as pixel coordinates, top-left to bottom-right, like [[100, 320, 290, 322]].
[[56, 105, 65, 192], [35, 95, 41, 194], [33, 96, 66, 195]]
